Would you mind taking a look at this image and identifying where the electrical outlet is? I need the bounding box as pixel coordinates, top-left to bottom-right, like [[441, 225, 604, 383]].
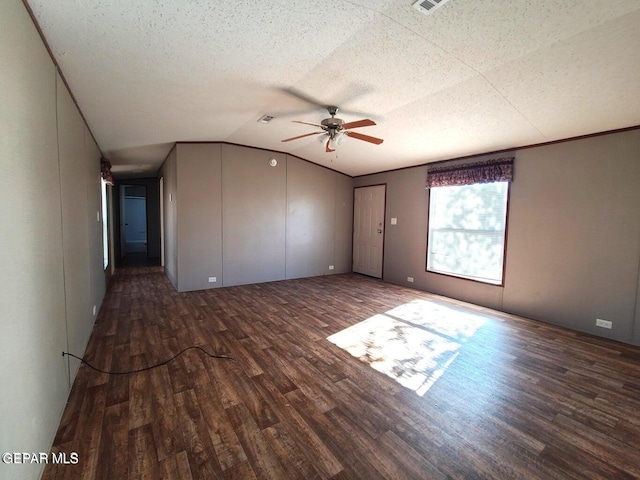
[[407, 276, 414, 283], [595, 318, 612, 329], [391, 218, 397, 225], [329, 265, 334, 270], [92, 305, 96, 316], [208, 277, 217, 283]]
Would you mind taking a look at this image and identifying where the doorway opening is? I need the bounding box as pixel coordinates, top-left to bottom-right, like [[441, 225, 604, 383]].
[[120, 184, 148, 263]]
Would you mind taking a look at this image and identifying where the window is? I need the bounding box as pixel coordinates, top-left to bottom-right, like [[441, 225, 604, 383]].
[[425, 157, 513, 285], [100, 157, 113, 271], [427, 182, 508, 284], [101, 178, 109, 270]]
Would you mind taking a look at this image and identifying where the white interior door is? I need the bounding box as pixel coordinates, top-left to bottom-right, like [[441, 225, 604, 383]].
[[353, 184, 386, 278]]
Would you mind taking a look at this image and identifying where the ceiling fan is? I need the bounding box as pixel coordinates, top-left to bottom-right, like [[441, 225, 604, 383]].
[[281, 106, 383, 153]]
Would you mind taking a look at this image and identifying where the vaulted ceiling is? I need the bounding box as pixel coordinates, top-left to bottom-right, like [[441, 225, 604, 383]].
[[27, 0, 640, 177]]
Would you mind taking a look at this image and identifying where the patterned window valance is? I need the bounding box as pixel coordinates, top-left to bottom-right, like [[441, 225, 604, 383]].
[[101, 157, 114, 186], [426, 157, 514, 188]]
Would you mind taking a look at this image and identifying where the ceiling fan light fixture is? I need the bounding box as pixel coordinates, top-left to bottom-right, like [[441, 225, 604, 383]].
[[283, 105, 383, 151], [329, 132, 346, 150]]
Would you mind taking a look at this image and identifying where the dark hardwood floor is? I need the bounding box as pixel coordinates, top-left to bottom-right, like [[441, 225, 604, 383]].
[[43, 268, 640, 479], [117, 252, 161, 267]]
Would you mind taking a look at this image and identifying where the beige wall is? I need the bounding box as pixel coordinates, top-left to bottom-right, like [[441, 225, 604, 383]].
[[57, 72, 99, 382], [160, 147, 178, 288], [222, 145, 287, 287], [355, 129, 640, 346], [161, 143, 353, 292], [179, 144, 223, 290], [0, 2, 106, 479], [286, 158, 336, 279], [335, 173, 354, 273]]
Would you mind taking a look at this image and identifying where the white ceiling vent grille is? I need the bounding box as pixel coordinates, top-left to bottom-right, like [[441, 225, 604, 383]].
[[412, 0, 450, 16], [257, 114, 275, 124]]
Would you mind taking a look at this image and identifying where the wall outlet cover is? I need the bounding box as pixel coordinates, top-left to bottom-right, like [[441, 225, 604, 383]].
[[329, 265, 335, 270], [208, 277, 217, 283], [595, 318, 612, 329], [407, 276, 414, 283]]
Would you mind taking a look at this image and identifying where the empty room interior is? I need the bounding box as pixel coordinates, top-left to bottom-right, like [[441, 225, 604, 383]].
[[2, 0, 640, 479]]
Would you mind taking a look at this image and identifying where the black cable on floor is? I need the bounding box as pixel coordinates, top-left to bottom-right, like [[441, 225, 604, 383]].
[[62, 346, 235, 375]]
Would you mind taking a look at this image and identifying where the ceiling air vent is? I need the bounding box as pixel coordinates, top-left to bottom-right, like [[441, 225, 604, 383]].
[[412, 0, 450, 16], [257, 115, 275, 124]]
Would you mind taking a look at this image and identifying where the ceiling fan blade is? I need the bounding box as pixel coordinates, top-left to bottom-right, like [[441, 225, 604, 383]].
[[345, 131, 384, 145], [341, 119, 376, 130], [325, 138, 335, 153], [292, 120, 324, 128], [281, 131, 324, 142], [280, 87, 327, 109]]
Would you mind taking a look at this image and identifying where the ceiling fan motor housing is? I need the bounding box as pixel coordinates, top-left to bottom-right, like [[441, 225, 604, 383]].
[[321, 116, 344, 138]]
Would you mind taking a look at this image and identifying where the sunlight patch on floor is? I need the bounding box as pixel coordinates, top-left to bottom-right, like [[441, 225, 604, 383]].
[[327, 300, 487, 396], [387, 299, 487, 341]]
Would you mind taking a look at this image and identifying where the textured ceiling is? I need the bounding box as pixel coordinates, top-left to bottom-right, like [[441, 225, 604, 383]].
[[27, 0, 640, 177]]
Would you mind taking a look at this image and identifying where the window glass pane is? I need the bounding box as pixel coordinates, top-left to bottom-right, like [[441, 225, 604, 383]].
[[427, 181, 508, 284], [101, 178, 109, 270]]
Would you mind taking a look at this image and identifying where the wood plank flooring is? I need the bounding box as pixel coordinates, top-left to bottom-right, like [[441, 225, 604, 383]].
[[43, 268, 640, 479]]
